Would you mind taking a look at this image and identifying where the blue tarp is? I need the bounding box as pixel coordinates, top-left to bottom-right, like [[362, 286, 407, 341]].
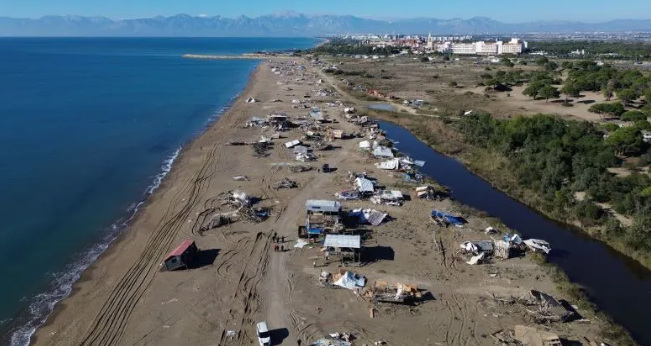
[[431, 209, 464, 226], [308, 228, 323, 235]]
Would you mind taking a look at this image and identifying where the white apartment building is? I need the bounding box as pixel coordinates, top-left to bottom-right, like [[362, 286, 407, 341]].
[[475, 41, 498, 55], [451, 42, 477, 54], [497, 38, 526, 55]]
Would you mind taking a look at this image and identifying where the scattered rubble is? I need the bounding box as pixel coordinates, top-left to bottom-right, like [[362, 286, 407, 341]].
[[275, 178, 298, 189]]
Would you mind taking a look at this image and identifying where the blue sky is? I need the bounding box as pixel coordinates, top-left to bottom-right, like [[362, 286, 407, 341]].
[[1, 0, 650, 22]]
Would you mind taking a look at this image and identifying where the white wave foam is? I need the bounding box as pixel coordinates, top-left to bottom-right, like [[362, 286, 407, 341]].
[[6, 78, 249, 346], [8, 147, 181, 346]]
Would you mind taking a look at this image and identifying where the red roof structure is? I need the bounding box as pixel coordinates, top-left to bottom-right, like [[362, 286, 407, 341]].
[[166, 240, 195, 259]]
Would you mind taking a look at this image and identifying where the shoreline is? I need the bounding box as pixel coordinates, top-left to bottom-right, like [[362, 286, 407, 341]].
[[23, 54, 626, 346], [21, 64, 264, 346]]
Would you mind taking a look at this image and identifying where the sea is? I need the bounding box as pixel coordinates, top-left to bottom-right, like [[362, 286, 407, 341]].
[[0, 37, 317, 345]]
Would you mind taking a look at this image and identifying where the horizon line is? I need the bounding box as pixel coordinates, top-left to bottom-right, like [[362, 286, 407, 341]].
[[1, 13, 651, 24]]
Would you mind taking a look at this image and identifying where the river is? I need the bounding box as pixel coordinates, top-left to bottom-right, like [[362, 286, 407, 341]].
[[379, 120, 651, 345]]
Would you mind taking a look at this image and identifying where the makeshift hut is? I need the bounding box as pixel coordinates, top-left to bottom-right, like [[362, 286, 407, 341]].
[[163, 240, 199, 271], [324, 234, 362, 263]]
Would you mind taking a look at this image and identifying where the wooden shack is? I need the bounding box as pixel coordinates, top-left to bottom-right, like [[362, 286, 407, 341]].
[[164, 240, 198, 271]]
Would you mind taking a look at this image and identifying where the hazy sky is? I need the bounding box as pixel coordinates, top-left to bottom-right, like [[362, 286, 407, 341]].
[[1, 0, 650, 22]]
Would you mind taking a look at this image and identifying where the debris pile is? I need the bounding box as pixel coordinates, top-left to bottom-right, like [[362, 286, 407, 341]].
[[364, 281, 422, 304], [349, 209, 389, 226], [289, 165, 312, 173], [275, 178, 298, 189], [370, 190, 404, 206], [519, 290, 575, 323]]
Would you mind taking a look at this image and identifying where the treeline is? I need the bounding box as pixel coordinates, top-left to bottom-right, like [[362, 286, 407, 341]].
[[528, 40, 651, 59], [457, 113, 651, 253], [308, 39, 406, 56]]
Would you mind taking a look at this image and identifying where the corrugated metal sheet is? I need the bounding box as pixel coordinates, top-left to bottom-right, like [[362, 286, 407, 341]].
[[166, 240, 195, 259], [325, 234, 361, 249], [306, 200, 341, 213]]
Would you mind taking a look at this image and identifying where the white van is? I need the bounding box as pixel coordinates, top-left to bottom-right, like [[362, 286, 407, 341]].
[[256, 322, 271, 346]]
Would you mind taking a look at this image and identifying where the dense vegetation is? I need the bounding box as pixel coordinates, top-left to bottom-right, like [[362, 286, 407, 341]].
[[307, 38, 406, 56], [457, 113, 651, 252], [528, 40, 651, 60]]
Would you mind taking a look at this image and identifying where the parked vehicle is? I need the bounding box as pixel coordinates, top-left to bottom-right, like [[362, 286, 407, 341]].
[[256, 322, 271, 346]]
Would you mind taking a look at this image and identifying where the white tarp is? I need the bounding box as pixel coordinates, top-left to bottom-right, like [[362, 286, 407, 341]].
[[523, 239, 552, 254], [285, 139, 302, 148], [378, 190, 403, 201], [349, 209, 388, 226], [375, 158, 400, 170], [467, 252, 485, 265], [373, 146, 394, 158], [359, 140, 371, 149], [355, 177, 375, 193], [294, 239, 309, 248], [333, 271, 366, 290]]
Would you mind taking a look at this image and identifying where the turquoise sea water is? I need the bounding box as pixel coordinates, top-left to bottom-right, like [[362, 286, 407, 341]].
[[0, 37, 317, 345]]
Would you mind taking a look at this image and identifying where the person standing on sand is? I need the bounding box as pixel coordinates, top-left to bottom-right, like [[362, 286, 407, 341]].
[[281, 235, 285, 244]]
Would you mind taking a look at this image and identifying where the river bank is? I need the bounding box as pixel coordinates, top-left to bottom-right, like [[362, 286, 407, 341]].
[[27, 57, 621, 346]]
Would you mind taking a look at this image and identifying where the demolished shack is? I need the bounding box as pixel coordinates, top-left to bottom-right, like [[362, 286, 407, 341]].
[[431, 209, 464, 227], [365, 281, 422, 304], [324, 234, 362, 263], [371, 190, 404, 206], [305, 200, 343, 236], [514, 325, 562, 346], [349, 208, 389, 226], [523, 239, 552, 254], [354, 177, 375, 195], [285, 139, 302, 148], [520, 289, 574, 323]]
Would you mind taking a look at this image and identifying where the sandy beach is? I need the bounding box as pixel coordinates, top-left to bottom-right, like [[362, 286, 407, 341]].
[[31, 58, 609, 346]]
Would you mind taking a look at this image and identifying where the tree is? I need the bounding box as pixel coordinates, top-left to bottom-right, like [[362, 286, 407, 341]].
[[634, 120, 651, 131], [561, 61, 574, 70], [420, 56, 430, 63], [617, 88, 637, 105], [589, 102, 626, 119], [560, 81, 581, 103], [606, 127, 643, 156], [535, 56, 549, 66], [523, 84, 540, 99], [621, 110, 648, 122], [544, 61, 559, 71], [601, 123, 620, 132], [603, 79, 616, 101], [539, 85, 560, 102], [448, 81, 458, 87]]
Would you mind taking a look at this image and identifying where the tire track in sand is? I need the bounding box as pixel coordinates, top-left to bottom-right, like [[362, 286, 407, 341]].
[[79, 141, 223, 346]]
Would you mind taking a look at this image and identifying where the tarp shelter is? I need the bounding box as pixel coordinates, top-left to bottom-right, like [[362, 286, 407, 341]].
[[355, 177, 375, 193], [358, 140, 371, 150], [333, 271, 366, 290], [164, 240, 198, 271], [310, 110, 325, 122], [431, 209, 464, 227], [373, 146, 394, 158], [306, 200, 341, 214], [349, 209, 388, 226]]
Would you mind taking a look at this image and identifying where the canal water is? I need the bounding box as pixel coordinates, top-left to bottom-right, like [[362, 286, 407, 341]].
[[379, 121, 651, 345]]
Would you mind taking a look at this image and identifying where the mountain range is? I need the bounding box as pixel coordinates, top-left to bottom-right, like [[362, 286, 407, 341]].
[[1, 12, 651, 36]]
